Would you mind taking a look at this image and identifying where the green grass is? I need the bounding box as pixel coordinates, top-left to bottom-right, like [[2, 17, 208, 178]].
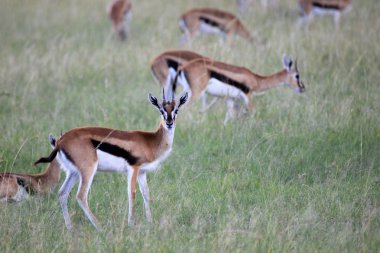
[[0, 0, 379, 252]]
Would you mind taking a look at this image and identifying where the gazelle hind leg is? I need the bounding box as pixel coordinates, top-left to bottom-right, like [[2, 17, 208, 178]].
[[200, 92, 218, 113], [224, 99, 235, 125], [58, 171, 79, 230], [137, 172, 152, 222], [76, 162, 101, 231], [127, 168, 139, 225]]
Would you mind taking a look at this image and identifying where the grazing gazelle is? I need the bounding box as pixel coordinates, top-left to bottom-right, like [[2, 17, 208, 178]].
[[150, 50, 208, 90], [0, 136, 61, 202], [34, 90, 189, 230], [298, 0, 352, 27], [173, 55, 305, 124], [179, 8, 254, 44], [107, 0, 132, 41]]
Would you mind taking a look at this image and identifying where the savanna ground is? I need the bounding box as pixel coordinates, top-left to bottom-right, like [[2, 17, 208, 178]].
[[0, 0, 379, 252]]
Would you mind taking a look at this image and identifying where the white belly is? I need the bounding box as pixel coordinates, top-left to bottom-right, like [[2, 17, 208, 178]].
[[312, 7, 339, 16], [199, 22, 224, 36], [206, 78, 245, 99], [96, 150, 129, 173]]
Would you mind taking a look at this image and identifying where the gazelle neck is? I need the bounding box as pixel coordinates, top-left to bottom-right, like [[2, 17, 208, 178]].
[[32, 159, 61, 192], [157, 120, 175, 147], [256, 69, 288, 92]]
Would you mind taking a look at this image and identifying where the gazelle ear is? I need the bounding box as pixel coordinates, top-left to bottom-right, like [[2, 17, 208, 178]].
[[282, 54, 293, 72], [177, 92, 189, 109], [149, 93, 160, 109], [288, 59, 293, 71], [49, 133, 56, 148], [282, 54, 288, 70]]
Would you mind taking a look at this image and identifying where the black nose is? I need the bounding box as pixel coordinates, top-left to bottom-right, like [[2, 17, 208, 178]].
[[166, 121, 173, 128], [299, 87, 305, 93]]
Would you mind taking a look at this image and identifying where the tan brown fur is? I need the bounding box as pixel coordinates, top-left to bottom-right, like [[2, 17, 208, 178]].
[[150, 50, 208, 87], [107, 0, 132, 40], [179, 8, 253, 44], [298, 0, 352, 26], [0, 159, 61, 202]]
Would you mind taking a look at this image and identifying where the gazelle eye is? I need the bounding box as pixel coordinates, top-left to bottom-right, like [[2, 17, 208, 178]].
[[295, 74, 300, 80], [174, 109, 178, 114]]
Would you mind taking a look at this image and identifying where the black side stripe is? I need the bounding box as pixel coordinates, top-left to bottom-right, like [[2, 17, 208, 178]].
[[209, 70, 250, 94], [166, 59, 179, 71], [91, 139, 138, 165], [199, 16, 224, 31], [312, 2, 342, 10]]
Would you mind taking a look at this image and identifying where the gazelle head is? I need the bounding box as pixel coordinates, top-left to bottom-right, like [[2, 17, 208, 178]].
[[149, 89, 189, 130], [282, 55, 306, 93]]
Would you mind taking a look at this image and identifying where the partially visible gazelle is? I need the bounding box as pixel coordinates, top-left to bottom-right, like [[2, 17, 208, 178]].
[[173, 55, 305, 124], [34, 90, 189, 231], [298, 0, 352, 27], [0, 136, 61, 202], [179, 8, 254, 44], [150, 50, 208, 90], [107, 0, 132, 41]]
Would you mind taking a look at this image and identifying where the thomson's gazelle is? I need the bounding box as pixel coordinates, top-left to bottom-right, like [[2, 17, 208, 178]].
[[0, 136, 61, 202], [179, 8, 254, 44], [34, 90, 188, 230], [298, 0, 352, 27], [173, 55, 305, 124], [150, 50, 208, 91], [107, 0, 132, 41]]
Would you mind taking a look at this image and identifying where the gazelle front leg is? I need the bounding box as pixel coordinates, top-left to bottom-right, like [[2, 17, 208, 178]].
[[137, 172, 152, 223], [127, 167, 139, 225]]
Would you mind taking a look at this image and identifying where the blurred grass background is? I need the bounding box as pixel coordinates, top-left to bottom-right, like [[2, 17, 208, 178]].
[[0, 0, 379, 252]]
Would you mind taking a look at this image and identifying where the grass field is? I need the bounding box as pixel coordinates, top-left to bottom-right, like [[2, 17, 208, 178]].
[[0, 0, 379, 252]]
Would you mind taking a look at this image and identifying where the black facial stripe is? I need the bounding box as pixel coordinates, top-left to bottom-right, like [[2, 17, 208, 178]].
[[209, 70, 250, 94], [166, 59, 179, 71], [312, 2, 342, 10], [91, 139, 138, 165]]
